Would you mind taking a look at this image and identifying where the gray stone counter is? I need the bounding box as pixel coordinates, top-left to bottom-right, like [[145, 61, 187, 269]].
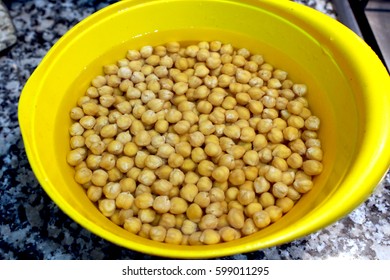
[[0, 0, 389, 259]]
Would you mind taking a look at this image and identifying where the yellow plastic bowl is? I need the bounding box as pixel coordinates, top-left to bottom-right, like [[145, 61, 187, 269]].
[[18, 0, 390, 258]]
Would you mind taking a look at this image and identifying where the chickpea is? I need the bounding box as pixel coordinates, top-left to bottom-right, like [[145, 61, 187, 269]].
[[240, 126, 256, 143], [103, 182, 121, 199], [227, 208, 245, 229], [168, 153, 184, 168], [228, 169, 246, 186], [302, 160, 323, 176], [219, 226, 241, 242], [198, 214, 219, 230], [259, 192, 275, 208], [152, 195, 171, 214], [144, 155, 164, 170], [116, 156, 134, 173], [200, 229, 221, 245], [306, 146, 323, 161], [118, 178, 135, 193], [272, 157, 288, 171], [70, 107, 84, 121], [87, 185, 103, 202], [197, 160, 215, 177], [243, 166, 258, 181], [164, 228, 183, 244], [155, 165, 173, 179], [264, 166, 282, 183], [188, 131, 205, 147], [244, 202, 263, 218], [287, 115, 305, 129], [186, 203, 203, 222], [138, 208, 156, 223], [241, 218, 258, 236], [169, 168, 185, 186], [289, 138, 307, 155], [243, 150, 260, 166], [114, 191, 134, 210], [168, 197, 187, 215], [292, 83, 307, 96], [134, 192, 154, 209], [181, 219, 198, 235], [276, 197, 294, 213], [267, 128, 284, 144], [293, 177, 314, 194], [123, 217, 142, 234], [253, 176, 270, 194], [149, 225, 167, 242], [211, 166, 230, 183], [138, 168, 156, 186], [257, 118, 273, 134], [204, 142, 222, 158], [271, 182, 289, 198], [265, 205, 283, 223], [206, 201, 225, 217], [197, 176, 213, 192], [74, 167, 92, 185], [91, 169, 108, 187], [179, 184, 198, 203], [237, 189, 256, 206], [252, 210, 271, 229], [98, 199, 116, 217], [226, 145, 246, 159], [133, 130, 151, 146]]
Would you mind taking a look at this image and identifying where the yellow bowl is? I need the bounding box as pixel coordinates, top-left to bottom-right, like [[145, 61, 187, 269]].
[[18, 0, 390, 258]]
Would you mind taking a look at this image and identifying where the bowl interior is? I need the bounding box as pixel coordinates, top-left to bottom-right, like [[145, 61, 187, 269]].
[[19, 0, 390, 258]]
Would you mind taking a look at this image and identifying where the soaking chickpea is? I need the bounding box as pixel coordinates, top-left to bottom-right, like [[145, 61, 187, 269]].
[[152, 195, 171, 214], [276, 197, 294, 213], [265, 205, 283, 223], [206, 201, 225, 217], [91, 169, 108, 187], [244, 202, 263, 218], [204, 142, 222, 157], [302, 160, 323, 176], [98, 199, 116, 217], [293, 177, 314, 194], [252, 210, 271, 229], [181, 219, 198, 235], [228, 169, 246, 186], [164, 228, 183, 244], [227, 208, 245, 229], [211, 166, 229, 183], [198, 214, 219, 230], [219, 227, 241, 242], [123, 217, 142, 234], [241, 218, 258, 236], [259, 192, 275, 208], [169, 197, 188, 215], [237, 189, 256, 206], [243, 150, 260, 166], [87, 185, 103, 202], [186, 203, 203, 222], [115, 192, 134, 210], [74, 167, 92, 185], [149, 225, 167, 242], [199, 229, 221, 245]]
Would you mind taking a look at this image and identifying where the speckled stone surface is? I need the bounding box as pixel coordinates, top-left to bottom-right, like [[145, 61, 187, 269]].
[[0, 1, 17, 51], [0, 0, 389, 260]]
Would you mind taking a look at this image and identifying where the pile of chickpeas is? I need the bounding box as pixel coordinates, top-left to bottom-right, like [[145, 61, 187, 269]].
[[67, 41, 323, 245]]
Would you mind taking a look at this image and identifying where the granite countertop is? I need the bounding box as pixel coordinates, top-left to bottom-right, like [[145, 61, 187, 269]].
[[0, 0, 389, 260]]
